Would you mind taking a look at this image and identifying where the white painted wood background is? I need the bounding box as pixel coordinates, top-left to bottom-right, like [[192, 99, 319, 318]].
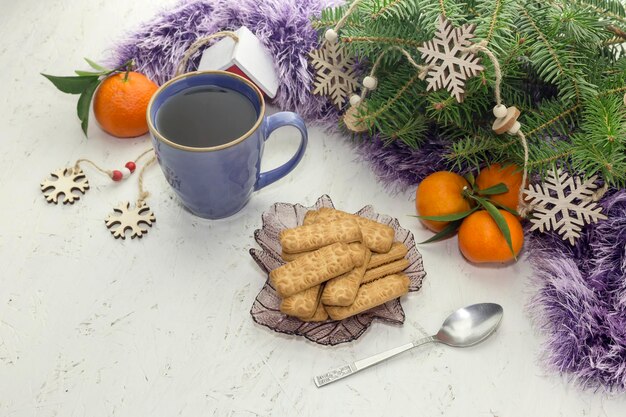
[[1, 1, 625, 415]]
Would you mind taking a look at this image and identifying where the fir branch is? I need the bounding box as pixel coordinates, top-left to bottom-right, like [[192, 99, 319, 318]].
[[312, 20, 364, 29], [607, 24, 626, 39], [525, 104, 581, 137], [342, 36, 423, 48], [447, 134, 520, 169], [526, 150, 574, 169], [362, 71, 423, 122], [597, 85, 626, 95], [569, 95, 626, 185], [570, 0, 626, 24], [439, 0, 448, 17], [518, 5, 582, 103], [371, 0, 404, 19], [486, 0, 503, 44], [368, 0, 422, 21]]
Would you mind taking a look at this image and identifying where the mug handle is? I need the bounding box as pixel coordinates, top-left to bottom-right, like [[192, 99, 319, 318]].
[[255, 112, 308, 190]]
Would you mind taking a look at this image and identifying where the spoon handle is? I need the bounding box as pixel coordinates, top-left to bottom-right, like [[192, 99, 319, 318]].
[[314, 336, 436, 387]]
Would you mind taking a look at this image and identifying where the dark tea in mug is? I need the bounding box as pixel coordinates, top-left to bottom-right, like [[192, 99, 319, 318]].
[[155, 85, 258, 148]]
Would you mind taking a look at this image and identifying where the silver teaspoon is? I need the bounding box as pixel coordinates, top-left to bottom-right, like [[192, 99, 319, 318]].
[[314, 303, 504, 387]]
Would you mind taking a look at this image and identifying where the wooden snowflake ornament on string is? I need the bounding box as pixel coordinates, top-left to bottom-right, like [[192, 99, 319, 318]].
[[524, 169, 607, 245], [105, 201, 156, 239], [418, 15, 484, 102], [40, 167, 90, 204], [309, 40, 358, 107]]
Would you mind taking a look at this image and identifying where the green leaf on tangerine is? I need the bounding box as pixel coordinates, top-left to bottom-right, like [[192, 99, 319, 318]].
[[414, 207, 478, 222], [84, 58, 108, 72], [75, 70, 106, 76], [42, 74, 100, 94], [491, 201, 520, 217], [477, 182, 509, 196], [77, 79, 100, 137], [419, 220, 462, 244], [474, 196, 516, 258]]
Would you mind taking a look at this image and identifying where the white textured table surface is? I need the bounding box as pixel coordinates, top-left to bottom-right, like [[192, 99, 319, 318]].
[[1, 1, 625, 416]]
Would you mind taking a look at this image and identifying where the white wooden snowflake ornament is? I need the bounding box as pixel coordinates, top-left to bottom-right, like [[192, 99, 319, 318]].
[[309, 37, 358, 107], [40, 167, 90, 204], [524, 169, 607, 245], [418, 15, 484, 102], [105, 201, 156, 239]]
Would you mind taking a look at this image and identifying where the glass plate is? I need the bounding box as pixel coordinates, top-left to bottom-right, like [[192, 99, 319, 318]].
[[249, 195, 426, 345]]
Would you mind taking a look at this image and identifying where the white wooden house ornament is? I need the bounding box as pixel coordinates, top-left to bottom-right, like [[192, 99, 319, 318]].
[[197, 26, 279, 98]]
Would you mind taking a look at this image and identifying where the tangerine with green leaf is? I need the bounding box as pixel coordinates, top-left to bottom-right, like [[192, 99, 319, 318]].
[[415, 171, 472, 232], [475, 163, 525, 210], [93, 71, 158, 138], [457, 209, 524, 263]]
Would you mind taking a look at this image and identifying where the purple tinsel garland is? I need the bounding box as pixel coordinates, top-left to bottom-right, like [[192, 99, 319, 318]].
[[109, 0, 341, 126], [109, 0, 626, 391], [528, 190, 626, 391]]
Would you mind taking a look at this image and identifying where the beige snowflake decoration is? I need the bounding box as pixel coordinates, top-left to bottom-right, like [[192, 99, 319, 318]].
[[418, 15, 484, 102], [309, 40, 358, 107], [105, 201, 156, 239], [40, 167, 90, 204], [524, 169, 607, 245]]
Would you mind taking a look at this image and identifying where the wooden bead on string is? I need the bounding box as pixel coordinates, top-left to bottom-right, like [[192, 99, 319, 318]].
[[493, 104, 507, 118], [508, 121, 521, 135], [492, 106, 521, 135], [349, 94, 362, 106], [363, 76, 378, 90], [344, 101, 371, 133], [325, 29, 338, 43]]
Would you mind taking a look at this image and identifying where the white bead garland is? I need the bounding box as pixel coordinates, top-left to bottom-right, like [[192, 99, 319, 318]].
[[349, 94, 362, 106], [493, 104, 508, 118], [363, 76, 378, 90], [121, 167, 132, 179], [324, 29, 338, 43]]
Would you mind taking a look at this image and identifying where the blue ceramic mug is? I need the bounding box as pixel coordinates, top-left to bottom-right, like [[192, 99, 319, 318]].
[[147, 71, 307, 219]]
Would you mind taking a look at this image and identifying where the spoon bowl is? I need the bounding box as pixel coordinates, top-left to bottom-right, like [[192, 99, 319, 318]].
[[436, 303, 503, 347], [314, 303, 504, 387]]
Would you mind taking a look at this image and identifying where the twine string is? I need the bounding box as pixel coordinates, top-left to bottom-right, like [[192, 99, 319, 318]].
[[333, 0, 364, 33], [74, 158, 111, 177], [582, 182, 609, 203], [137, 156, 157, 205], [134, 148, 155, 163], [463, 40, 502, 106], [360, 46, 433, 99], [516, 130, 531, 215], [175, 31, 240, 77], [74, 148, 155, 180], [463, 40, 530, 215]]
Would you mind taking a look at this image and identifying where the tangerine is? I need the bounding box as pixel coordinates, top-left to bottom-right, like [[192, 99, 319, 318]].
[[475, 163, 524, 211], [93, 72, 158, 138], [415, 171, 472, 232], [457, 209, 524, 263]]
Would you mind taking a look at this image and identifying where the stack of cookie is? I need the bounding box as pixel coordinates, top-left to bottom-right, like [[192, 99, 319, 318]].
[[270, 208, 410, 322]]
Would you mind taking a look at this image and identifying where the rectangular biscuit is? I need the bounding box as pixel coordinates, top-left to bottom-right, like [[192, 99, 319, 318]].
[[325, 274, 410, 321], [304, 208, 394, 253], [321, 248, 371, 306], [270, 242, 355, 298], [279, 218, 362, 254], [367, 242, 408, 270], [280, 285, 322, 319], [303, 209, 320, 225], [362, 258, 410, 284], [300, 301, 329, 322], [282, 242, 367, 267]]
